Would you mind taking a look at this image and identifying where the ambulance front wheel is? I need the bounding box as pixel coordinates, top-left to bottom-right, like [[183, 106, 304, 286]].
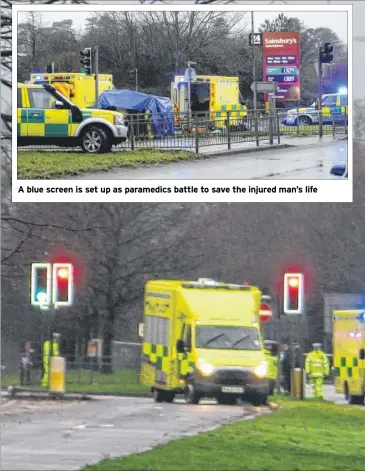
[[184, 384, 202, 404], [245, 391, 269, 406], [80, 125, 110, 154]]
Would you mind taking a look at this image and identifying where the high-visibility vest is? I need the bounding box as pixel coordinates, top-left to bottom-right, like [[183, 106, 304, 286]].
[[305, 350, 329, 377], [43, 340, 59, 357]]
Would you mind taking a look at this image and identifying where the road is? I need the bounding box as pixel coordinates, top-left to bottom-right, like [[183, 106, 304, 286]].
[[2, 384, 362, 471], [70, 141, 347, 180], [1, 396, 270, 471]]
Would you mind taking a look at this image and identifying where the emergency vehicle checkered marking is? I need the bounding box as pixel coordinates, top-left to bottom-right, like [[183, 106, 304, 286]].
[[178, 353, 195, 378], [141, 314, 171, 384], [216, 104, 247, 118], [17, 109, 109, 138], [142, 342, 170, 383], [333, 356, 362, 378]]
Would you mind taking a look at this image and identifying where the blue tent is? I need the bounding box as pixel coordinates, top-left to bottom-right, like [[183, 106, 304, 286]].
[[99, 89, 175, 137]]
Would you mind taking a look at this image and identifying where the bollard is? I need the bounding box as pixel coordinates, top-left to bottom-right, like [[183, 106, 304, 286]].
[[291, 368, 304, 398], [50, 356, 66, 394]]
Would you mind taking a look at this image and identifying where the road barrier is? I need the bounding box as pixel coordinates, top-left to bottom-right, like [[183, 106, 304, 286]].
[[16, 109, 347, 154]]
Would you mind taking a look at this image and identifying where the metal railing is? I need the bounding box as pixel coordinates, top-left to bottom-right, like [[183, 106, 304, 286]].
[[17, 109, 347, 154], [7, 355, 144, 392]]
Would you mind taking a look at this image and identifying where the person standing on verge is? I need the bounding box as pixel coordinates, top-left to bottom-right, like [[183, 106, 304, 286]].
[[305, 342, 330, 399]]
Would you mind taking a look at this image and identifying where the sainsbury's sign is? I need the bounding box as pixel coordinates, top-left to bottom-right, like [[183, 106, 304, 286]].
[[263, 32, 301, 102]]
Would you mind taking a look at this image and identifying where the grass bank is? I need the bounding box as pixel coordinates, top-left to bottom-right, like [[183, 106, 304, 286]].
[[17, 149, 205, 179], [84, 397, 365, 471], [1, 368, 149, 394]]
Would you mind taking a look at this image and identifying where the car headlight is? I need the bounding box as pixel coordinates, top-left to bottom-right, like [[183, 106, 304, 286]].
[[196, 358, 214, 376], [114, 115, 125, 125], [254, 361, 268, 378]]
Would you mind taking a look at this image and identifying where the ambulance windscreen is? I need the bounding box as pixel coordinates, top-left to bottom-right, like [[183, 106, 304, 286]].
[[196, 326, 260, 351]]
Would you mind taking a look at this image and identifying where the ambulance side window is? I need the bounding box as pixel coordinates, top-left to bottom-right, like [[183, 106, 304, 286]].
[[29, 89, 53, 109]]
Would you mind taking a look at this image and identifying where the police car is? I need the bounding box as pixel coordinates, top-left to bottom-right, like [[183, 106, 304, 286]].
[[283, 89, 348, 126]]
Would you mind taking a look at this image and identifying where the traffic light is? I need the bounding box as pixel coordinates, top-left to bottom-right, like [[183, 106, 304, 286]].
[[31, 263, 51, 306], [320, 42, 333, 64], [283, 273, 304, 314], [80, 47, 92, 75], [52, 263, 73, 306]]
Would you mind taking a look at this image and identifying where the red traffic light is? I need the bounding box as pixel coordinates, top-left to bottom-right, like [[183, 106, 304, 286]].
[[57, 267, 69, 279], [52, 263, 73, 305], [283, 273, 304, 314], [288, 276, 299, 288]]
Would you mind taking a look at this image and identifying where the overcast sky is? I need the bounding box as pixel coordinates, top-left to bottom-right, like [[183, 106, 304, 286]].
[[18, 10, 348, 42]]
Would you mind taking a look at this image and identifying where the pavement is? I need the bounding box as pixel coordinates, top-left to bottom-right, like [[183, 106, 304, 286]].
[[66, 135, 348, 180], [0, 396, 271, 471], [305, 383, 365, 409]]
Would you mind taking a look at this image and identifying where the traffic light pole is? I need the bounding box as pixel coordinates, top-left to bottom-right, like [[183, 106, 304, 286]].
[[318, 48, 323, 138], [94, 46, 99, 109], [47, 304, 55, 392]]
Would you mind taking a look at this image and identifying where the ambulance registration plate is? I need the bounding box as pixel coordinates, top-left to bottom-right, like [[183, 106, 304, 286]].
[[221, 386, 244, 393]]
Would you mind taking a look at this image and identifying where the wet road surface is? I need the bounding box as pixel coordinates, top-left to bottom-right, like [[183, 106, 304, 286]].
[[67, 141, 347, 181], [1, 396, 270, 471]]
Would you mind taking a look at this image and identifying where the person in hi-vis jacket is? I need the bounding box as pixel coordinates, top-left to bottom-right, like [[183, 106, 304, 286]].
[[305, 343, 330, 399], [41, 333, 60, 387]]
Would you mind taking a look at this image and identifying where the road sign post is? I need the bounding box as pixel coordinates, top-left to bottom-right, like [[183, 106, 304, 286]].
[[250, 82, 278, 145]]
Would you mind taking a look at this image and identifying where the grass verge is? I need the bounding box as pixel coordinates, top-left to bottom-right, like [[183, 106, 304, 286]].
[[1, 368, 149, 394], [17, 149, 205, 179], [83, 397, 365, 471]]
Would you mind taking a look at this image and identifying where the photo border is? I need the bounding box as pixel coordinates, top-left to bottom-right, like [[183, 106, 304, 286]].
[[12, 2, 353, 203]]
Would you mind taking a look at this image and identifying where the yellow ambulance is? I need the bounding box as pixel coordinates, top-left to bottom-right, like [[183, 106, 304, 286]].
[[332, 310, 365, 404], [171, 75, 247, 129], [140, 278, 270, 406], [17, 82, 128, 153], [29, 72, 114, 109]]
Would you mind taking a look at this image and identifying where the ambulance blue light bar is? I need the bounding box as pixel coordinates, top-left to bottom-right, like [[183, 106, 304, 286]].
[[356, 312, 365, 324]]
